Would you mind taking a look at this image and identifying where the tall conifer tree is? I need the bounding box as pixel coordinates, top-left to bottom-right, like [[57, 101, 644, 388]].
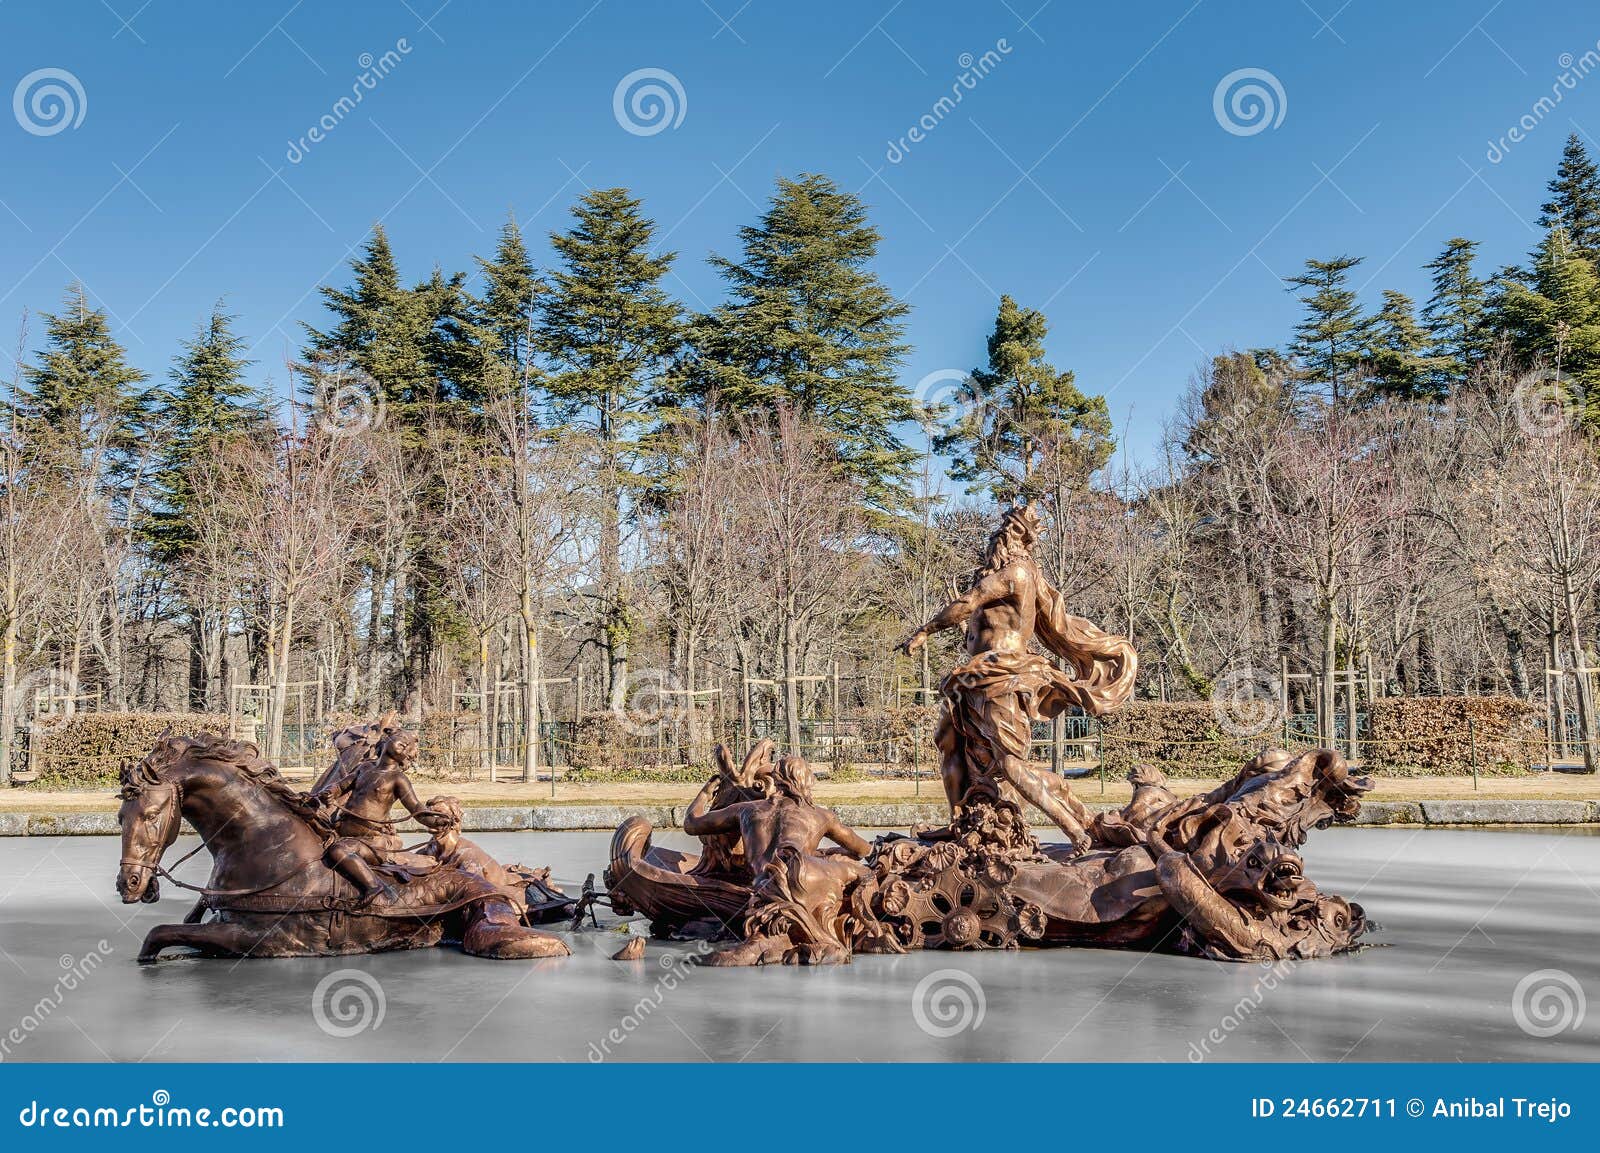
[[694, 174, 914, 507], [537, 188, 682, 709], [1285, 255, 1368, 402], [937, 294, 1111, 500], [1538, 134, 1600, 259]]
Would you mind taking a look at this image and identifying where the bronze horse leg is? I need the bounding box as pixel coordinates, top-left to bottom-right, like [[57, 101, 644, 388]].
[[459, 897, 571, 959], [138, 920, 271, 963]]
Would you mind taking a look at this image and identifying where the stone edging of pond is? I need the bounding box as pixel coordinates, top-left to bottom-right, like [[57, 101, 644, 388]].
[[2, 799, 1596, 836]]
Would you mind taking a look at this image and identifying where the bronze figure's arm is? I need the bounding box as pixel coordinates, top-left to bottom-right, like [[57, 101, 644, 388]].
[[393, 772, 450, 830], [823, 813, 873, 859], [683, 797, 749, 838], [899, 568, 1015, 653]]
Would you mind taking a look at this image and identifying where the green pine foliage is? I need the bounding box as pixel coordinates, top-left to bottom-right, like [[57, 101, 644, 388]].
[[937, 294, 1112, 501], [1420, 237, 1487, 391], [1366, 290, 1442, 401], [22, 283, 150, 464], [693, 174, 914, 507], [1285, 255, 1369, 401], [1537, 133, 1600, 260], [147, 306, 267, 559]]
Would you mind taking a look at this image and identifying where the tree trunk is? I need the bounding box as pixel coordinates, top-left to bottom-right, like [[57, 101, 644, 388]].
[[0, 614, 16, 784], [1561, 574, 1597, 772], [1320, 597, 1337, 747], [477, 633, 492, 777], [520, 598, 540, 783], [782, 598, 801, 752]]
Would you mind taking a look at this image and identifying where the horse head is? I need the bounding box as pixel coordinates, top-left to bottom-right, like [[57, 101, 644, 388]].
[[116, 732, 186, 903]]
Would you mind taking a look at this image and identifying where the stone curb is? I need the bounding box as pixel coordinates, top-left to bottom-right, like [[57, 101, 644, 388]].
[[5, 799, 1596, 834], [1417, 799, 1595, 825]]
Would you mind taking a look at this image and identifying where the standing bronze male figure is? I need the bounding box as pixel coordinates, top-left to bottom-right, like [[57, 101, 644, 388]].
[[900, 504, 1137, 850]]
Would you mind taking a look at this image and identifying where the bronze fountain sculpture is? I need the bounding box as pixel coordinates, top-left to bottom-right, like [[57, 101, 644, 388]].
[[604, 504, 1374, 965], [116, 721, 573, 962], [114, 505, 1373, 971]]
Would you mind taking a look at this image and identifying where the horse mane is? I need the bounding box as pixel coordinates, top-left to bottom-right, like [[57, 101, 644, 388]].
[[122, 729, 336, 841]]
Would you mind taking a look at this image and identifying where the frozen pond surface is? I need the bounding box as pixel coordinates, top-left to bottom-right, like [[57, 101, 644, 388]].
[[0, 826, 1596, 1062]]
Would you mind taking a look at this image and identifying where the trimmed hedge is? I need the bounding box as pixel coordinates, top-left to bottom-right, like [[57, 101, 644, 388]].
[[1097, 701, 1269, 779], [858, 705, 940, 764], [1364, 695, 1542, 775], [27, 711, 232, 788]]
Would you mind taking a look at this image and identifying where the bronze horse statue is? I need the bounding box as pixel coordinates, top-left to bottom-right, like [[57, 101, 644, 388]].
[[116, 731, 570, 963]]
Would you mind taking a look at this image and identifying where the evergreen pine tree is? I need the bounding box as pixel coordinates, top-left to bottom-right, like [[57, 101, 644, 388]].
[[303, 224, 443, 442], [936, 294, 1112, 501], [694, 173, 914, 506], [537, 187, 682, 709], [1420, 237, 1487, 390], [23, 283, 149, 464], [1366, 290, 1440, 400], [1496, 227, 1600, 390], [148, 306, 265, 559], [1284, 255, 1369, 402], [474, 212, 542, 369], [1538, 133, 1600, 259]]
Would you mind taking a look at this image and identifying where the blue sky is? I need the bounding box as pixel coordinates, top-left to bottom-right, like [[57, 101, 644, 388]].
[[2, 0, 1597, 466]]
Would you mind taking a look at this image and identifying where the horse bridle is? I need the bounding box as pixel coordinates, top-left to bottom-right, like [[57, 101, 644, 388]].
[[119, 775, 320, 901], [119, 780, 184, 873]]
